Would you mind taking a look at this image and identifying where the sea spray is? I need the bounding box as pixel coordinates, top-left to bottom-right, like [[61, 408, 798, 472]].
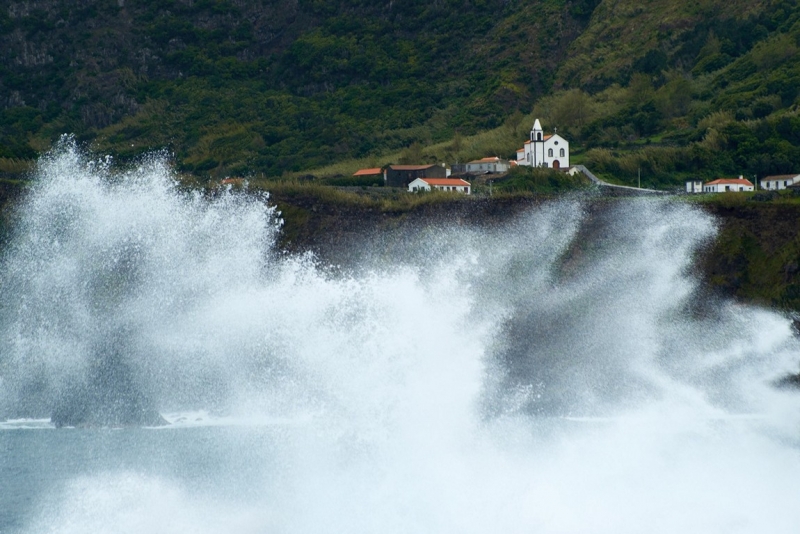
[[2, 142, 800, 533]]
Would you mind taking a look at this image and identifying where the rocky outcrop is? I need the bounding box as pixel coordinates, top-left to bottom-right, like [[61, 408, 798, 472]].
[[50, 336, 168, 428]]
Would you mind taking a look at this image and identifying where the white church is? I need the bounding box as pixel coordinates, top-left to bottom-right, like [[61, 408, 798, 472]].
[[516, 119, 569, 169]]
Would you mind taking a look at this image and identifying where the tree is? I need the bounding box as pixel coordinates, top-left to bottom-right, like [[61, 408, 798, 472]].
[[627, 73, 654, 108], [552, 89, 593, 129], [504, 110, 524, 136], [399, 141, 424, 164]]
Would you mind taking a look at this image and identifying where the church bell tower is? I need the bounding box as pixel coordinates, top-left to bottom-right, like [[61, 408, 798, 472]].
[[530, 119, 543, 167]]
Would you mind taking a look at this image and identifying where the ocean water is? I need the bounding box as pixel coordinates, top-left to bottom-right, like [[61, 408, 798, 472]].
[[1, 139, 800, 533]]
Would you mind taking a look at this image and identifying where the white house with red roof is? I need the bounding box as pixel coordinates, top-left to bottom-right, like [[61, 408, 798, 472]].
[[761, 173, 800, 190], [408, 177, 471, 194], [466, 156, 510, 173], [516, 119, 569, 169], [703, 176, 754, 193]]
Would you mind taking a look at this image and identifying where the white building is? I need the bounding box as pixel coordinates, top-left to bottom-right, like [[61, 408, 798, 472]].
[[761, 174, 800, 190], [685, 179, 703, 193], [466, 157, 510, 173], [703, 177, 754, 193], [408, 177, 471, 194], [515, 119, 569, 169]]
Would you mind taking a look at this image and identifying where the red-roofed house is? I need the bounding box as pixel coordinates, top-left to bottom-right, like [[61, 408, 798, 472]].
[[353, 167, 383, 178], [408, 177, 471, 194], [703, 176, 754, 193], [515, 119, 569, 169], [466, 157, 510, 173]]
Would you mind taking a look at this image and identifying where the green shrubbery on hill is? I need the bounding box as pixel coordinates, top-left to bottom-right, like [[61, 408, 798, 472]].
[[0, 0, 591, 176], [2, 0, 800, 184]]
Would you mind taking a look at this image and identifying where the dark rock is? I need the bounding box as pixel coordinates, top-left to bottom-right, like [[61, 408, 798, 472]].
[[51, 335, 168, 428], [774, 373, 800, 390]]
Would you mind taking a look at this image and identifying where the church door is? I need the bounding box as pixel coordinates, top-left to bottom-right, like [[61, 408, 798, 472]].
[[553, 160, 560, 169]]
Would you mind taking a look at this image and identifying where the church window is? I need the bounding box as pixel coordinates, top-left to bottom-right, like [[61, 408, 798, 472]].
[[537, 133, 542, 141], [548, 148, 553, 157], [560, 148, 565, 157]]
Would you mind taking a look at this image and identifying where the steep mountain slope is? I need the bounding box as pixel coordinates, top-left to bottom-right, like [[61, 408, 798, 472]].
[[0, 0, 596, 175], [529, 0, 800, 187], [555, 0, 774, 89], [2, 0, 800, 183]]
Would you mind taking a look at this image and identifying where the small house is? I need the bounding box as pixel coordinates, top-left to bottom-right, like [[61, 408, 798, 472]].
[[685, 179, 703, 193], [408, 177, 471, 194], [466, 157, 510, 174], [703, 176, 754, 193], [760, 174, 800, 190], [385, 164, 447, 188]]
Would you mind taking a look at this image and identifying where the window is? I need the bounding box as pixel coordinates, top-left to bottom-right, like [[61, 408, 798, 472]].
[[548, 148, 553, 157], [527, 153, 531, 162], [537, 133, 542, 141], [560, 148, 565, 157]]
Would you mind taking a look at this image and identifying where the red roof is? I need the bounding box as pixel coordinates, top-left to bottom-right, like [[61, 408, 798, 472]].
[[353, 168, 382, 176], [705, 178, 754, 187], [389, 164, 437, 170], [468, 157, 503, 164], [418, 178, 470, 187]]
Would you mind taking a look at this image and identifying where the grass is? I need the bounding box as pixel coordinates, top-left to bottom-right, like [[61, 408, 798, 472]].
[[0, 158, 34, 175], [288, 113, 535, 179], [244, 178, 481, 213]]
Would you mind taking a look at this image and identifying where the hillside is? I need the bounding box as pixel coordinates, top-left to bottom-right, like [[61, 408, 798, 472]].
[[2, 0, 800, 184], [532, 0, 800, 188], [0, 0, 596, 176]]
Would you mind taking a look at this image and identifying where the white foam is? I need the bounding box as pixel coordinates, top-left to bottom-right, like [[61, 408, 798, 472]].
[[3, 143, 800, 533], [0, 418, 54, 430]]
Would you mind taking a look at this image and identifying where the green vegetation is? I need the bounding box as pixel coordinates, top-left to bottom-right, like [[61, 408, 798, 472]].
[[2, 0, 800, 188], [699, 198, 800, 311], [488, 166, 591, 194], [0, 0, 593, 177], [246, 178, 476, 213]]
